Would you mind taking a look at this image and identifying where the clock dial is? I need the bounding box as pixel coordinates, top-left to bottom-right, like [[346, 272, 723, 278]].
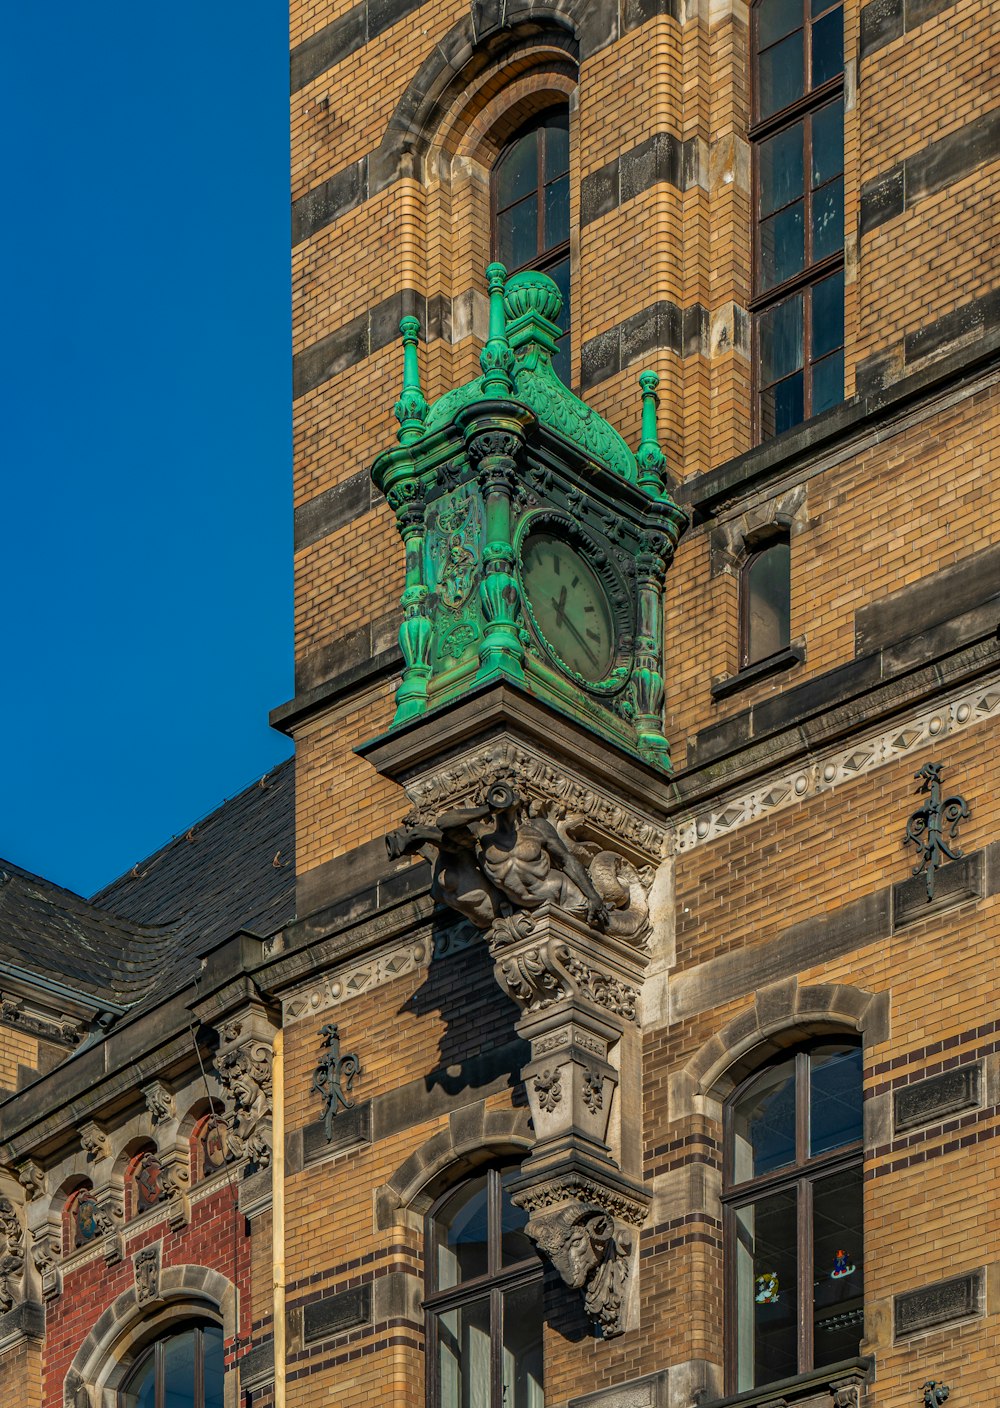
[[520, 530, 615, 682]]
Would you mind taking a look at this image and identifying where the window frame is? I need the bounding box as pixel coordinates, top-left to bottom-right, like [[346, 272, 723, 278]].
[[739, 531, 792, 669], [721, 1040, 864, 1393], [424, 1164, 544, 1408], [116, 1319, 223, 1408], [750, 0, 845, 441]]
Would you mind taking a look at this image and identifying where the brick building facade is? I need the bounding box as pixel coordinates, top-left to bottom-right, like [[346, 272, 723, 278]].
[[0, 0, 997, 1404]]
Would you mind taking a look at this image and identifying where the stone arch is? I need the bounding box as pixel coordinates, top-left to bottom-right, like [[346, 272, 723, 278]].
[[63, 1263, 237, 1408], [375, 1102, 532, 1230], [709, 484, 810, 576], [671, 977, 889, 1121]]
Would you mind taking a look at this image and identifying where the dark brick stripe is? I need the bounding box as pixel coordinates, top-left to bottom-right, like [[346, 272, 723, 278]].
[[860, 106, 1000, 238], [646, 1149, 722, 1180], [860, 0, 962, 61], [293, 289, 452, 399], [640, 1229, 723, 1259], [864, 1105, 1000, 1180], [868, 1038, 1000, 1100], [644, 1130, 720, 1161], [856, 288, 1000, 396], [295, 469, 375, 551], [580, 300, 714, 392], [286, 1328, 423, 1381], [285, 1243, 419, 1295], [287, 1259, 420, 1312], [869, 1018, 1000, 1080], [581, 132, 701, 226], [640, 1211, 722, 1240]]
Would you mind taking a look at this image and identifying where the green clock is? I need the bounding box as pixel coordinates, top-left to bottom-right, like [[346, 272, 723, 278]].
[[519, 525, 619, 685]]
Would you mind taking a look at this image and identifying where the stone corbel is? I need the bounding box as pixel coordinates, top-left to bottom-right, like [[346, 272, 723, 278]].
[[92, 1191, 124, 1267], [29, 1226, 61, 1303], [78, 1121, 112, 1164], [143, 1080, 177, 1129], [16, 1161, 45, 1203], [213, 1013, 276, 1172], [158, 1147, 192, 1231]]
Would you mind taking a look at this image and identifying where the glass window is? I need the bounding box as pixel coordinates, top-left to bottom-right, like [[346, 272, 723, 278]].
[[725, 1042, 864, 1393], [118, 1323, 223, 1408], [741, 539, 791, 667], [492, 110, 571, 382], [427, 1164, 543, 1408], [753, 0, 845, 439]]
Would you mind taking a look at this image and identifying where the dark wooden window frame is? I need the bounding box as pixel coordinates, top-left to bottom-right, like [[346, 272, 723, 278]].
[[739, 529, 791, 669], [424, 1164, 544, 1408], [490, 107, 571, 281], [117, 1320, 222, 1408], [721, 1040, 864, 1394], [750, 0, 845, 440]]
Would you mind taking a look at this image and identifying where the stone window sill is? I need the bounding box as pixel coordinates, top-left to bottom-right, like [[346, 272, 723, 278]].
[[710, 643, 805, 701], [699, 1356, 873, 1408]]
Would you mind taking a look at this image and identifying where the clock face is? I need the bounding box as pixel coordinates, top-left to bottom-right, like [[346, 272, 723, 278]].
[[520, 530, 616, 683]]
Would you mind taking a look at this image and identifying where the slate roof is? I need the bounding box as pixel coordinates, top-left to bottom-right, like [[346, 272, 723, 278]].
[[0, 759, 295, 1016]]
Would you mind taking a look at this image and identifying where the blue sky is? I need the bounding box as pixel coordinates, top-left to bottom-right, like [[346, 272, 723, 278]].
[[0, 4, 294, 896]]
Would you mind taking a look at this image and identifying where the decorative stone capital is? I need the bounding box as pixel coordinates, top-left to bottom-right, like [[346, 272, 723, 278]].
[[143, 1080, 176, 1127], [78, 1121, 111, 1163]]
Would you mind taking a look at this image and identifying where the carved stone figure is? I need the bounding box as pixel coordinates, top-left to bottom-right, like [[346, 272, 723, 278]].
[[386, 780, 650, 942], [525, 1204, 633, 1337], [215, 1038, 274, 1170], [0, 1199, 24, 1312], [133, 1242, 161, 1306]]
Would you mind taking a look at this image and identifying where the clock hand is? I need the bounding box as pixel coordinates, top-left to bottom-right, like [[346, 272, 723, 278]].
[[550, 602, 600, 668], [553, 585, 569, 625]]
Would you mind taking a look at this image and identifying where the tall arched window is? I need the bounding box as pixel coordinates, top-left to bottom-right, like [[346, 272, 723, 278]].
[[724, 1041, 864, 1393], [752, 0, 845, 440], [118, 1321, 224, 1408], [492, 110, 570, 379], [425, 1163, 543, 1408]]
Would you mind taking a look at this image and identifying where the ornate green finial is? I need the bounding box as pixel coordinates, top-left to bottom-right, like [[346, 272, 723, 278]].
[[504, 269, 562, 368], [635, 369, 667, 496], [480, 263, 515, 397], [393, 316, 428, 445]]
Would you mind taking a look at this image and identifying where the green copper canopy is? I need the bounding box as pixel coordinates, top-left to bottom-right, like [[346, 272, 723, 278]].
[[424, 270, 639, 485]]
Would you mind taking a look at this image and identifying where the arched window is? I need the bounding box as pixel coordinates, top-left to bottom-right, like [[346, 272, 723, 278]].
[[118, 1320, 224, 1408], [740, 535, 791, 666], [752, 0, 844, 439], [425, 1164, 543, 1408], [492, 109, 570, 379], [723, 1041, 864, 1393]]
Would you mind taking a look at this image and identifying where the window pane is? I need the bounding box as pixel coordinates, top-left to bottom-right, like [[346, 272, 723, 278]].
[[812, 1166, 864, 1367], [760, 125, 804, 218], [732, 1056, 797, 1181], [433, 1174, 490, 1290], [735, 1189, 799, 1391], [811, 350, 843, 415], [502, 1281, 545, 1408], [811, 100, 844, 187], [747, 542, 791, 664], [496, 195, 539, 272], [203, 1326, 225, 1408], [758, 31, 804, 119], [500, 1168, 535, 1267], [544, 114, 569, 177], [759, 0, 803, 49], [544, 174, 569, 251], [437, 1299, 491, 1408], [496, 132, 538, 210], [121, 1345, 157, 1408], [548, 256, 571, 384], [759, 294, 804, 385], [811, 175, 843, 262], [761, 372, 805, 438], [811, 7, 843, 87], [810, 1045, 862, 1156], [811, 269, 844, 358], [163, 1328, 198, 1408], [759, 202, 805, 291]]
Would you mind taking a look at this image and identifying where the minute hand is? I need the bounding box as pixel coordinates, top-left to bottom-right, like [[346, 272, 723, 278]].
[[550, 598, 600, 668]]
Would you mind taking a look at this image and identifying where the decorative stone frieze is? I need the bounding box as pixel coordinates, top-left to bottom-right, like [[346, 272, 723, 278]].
[[214, 1019, 276, 1171], [0, 1199, 25, 1312]]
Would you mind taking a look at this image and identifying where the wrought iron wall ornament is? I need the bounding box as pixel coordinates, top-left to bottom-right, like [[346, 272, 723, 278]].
[[904, 762, 971, 899], [312, 1025, 361, 1141], [923, 1383, 950, 1406]]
